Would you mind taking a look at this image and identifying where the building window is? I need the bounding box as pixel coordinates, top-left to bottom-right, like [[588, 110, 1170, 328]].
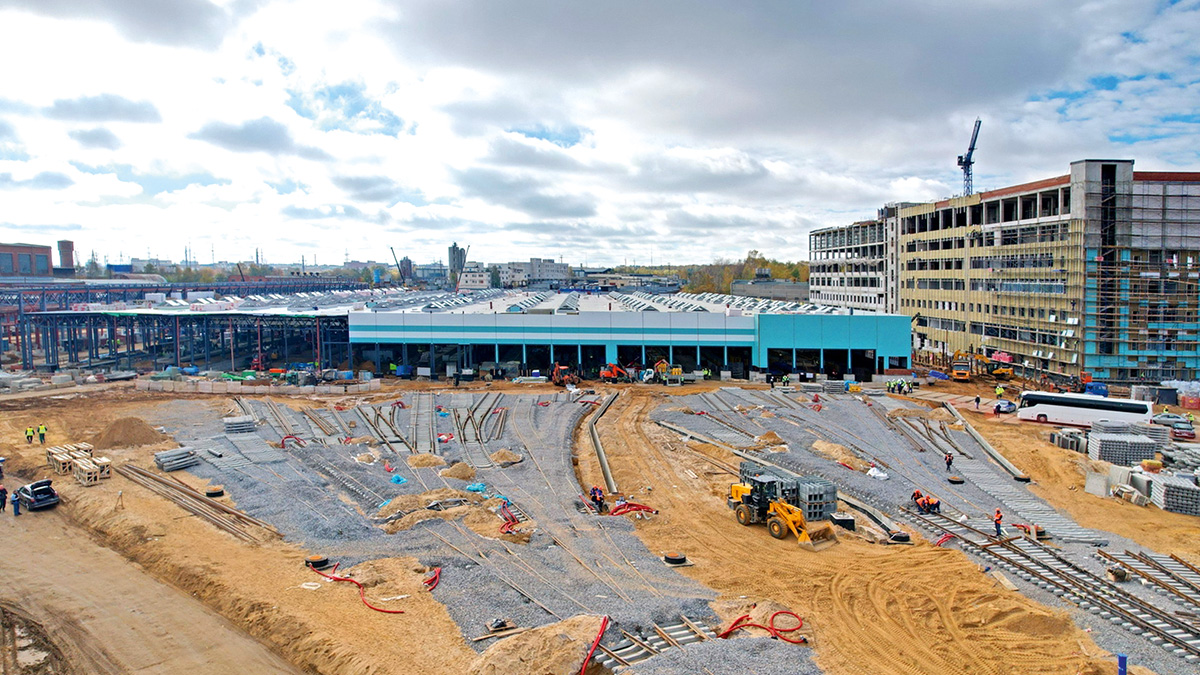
[[0, 254, 12, 274], [35, 254, 49, 274], [18, 254, 31, 275]]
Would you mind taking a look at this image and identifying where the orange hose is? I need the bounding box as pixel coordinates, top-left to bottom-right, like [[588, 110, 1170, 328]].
[[310, 563, 404, 614], [718, 611, 806, 644]]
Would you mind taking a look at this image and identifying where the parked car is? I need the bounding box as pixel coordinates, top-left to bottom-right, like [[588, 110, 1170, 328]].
[[994, 400, 1017, 414], [1152, 412, 1188, 426], [15, 479, 59, 510], [1171, 422, 1196, 441]]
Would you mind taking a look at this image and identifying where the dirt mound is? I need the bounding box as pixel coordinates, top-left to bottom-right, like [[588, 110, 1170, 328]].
[[463, 498, 532, 544], [348, 435, 377, 446], [407, 453, 446, 468], [382, 506, 473, 533], [376, 488, 480, 519], [89, 417, 166, 449], [710, 598, 804, 640], [811, 440, 870, 471], [467, 614, 606, 675], [887, 406, 956, 422], [355, 453, 376, 464], [440, 462, 476, 481], [755, 431, 784, 447], [490, 449, 523, 465]]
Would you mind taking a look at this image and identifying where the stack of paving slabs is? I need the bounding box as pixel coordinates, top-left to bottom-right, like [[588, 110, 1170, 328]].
[[821, 380, 847, 395], [795, 475, 838, 521], [1133, 422, 1171, 449], [1093, 420, 1132, 434], [1087, 433, 1158, 466], [154, 447, 201, 472], [1147, 473, 1200, 515], [223, 415, 257, 434], [1162, 445, 1200, 471]]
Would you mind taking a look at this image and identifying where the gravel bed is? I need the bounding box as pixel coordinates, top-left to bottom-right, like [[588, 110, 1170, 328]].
[[145, 394, 723, 669], [633, 636, 820, 675]]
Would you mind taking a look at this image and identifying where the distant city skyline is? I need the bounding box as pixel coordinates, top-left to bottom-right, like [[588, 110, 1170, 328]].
[[1, 1, 1198, 266]]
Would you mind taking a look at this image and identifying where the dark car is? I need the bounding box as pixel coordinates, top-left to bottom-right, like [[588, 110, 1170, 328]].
[[994, 400, 1017, 414], [1171, 422, 1196, 441], [15, 479, 59, 510]]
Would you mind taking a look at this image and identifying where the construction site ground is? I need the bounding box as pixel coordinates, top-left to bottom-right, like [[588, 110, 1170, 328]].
[[0, 378, 1195, 675]]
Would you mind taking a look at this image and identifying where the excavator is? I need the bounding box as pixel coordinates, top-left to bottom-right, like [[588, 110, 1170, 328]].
[[728, 463, 839, 552], [599, 363, 630, 383], [951, 351, 1013, 382], [550, 362, 580, 387]]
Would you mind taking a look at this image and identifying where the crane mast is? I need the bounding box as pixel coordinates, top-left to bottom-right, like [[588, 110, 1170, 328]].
[[957, 118, 981, 196]]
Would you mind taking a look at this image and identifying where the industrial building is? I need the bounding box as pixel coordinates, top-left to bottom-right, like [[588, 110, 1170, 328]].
[[898, 159, 1200, 383], [0, 242, 55, 277], [730, 279, 810, 302], [16, 288, 912, 380], [808, 204, 909, 313]]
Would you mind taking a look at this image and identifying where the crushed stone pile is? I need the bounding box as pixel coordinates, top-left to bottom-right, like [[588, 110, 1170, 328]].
[[407, 453, 446, 468], [490, 449, 523, 465], [440, 462, 476, 481]]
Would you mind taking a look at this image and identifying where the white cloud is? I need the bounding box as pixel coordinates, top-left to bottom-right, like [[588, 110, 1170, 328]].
[[0, 0, 1198, 266]]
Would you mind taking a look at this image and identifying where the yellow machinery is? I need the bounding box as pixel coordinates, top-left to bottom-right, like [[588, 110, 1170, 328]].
[[729, 477, 839, 552], [951, 351, 1013, 382]]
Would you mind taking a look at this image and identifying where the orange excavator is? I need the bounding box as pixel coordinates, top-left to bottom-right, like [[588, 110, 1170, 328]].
[[599, 363, 630, 383], [551, 362, 580, 387]]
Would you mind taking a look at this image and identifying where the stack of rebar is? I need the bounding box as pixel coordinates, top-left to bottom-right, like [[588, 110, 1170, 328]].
[[154, 447, 201, 472], [223, 415, 257, 434], [115, 464, 280, 543]]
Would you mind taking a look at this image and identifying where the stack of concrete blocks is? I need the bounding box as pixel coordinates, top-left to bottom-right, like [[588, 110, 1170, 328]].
[[1087, 432, 1158, 466], [821, 380, 848, 395], [794, 475, 838, 522], [223, 416, 257, 434], [1147, 473, 1200, 515], [1051, 428, 1087, 452]]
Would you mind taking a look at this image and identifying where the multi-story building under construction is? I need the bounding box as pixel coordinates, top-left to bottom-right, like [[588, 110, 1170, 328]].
[[808, 203, 910, 314], [899, 159, 1200, 384]]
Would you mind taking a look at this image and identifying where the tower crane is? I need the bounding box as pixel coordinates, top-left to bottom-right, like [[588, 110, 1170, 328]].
[[957, 118, 981, 196]]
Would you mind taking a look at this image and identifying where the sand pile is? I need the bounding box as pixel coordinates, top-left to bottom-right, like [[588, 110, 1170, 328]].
[[407, 453, 446, 468], [90, 417, 166, 449], [463, 498, 533, 544], [887, 407, 956, 422], [440, 462, 476, 481], [468, 614, 607, 675], [710, 598, 803, 640], [354, 453, 376, 464], [755, 431, 784, 447], [348, 435, 376, 446], [490, 449, 523, 465], [812, 440, 870, 471], [375, 488, 480, 519], [382, 506, 473, 533]]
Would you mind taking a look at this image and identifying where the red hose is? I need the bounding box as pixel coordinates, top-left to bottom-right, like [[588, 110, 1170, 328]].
[[310, 563, 404, 614], [579, 615, 609, 675], [718, 611, 806, 644], [608, 502, 657, 516], [423, 567, 441, 591]]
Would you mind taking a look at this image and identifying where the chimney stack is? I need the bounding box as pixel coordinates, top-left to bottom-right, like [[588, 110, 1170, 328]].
[[57, 240, 75, 268]]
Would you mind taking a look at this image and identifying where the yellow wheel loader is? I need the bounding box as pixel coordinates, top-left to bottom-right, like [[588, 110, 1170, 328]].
[[728, 466, 839, 552]]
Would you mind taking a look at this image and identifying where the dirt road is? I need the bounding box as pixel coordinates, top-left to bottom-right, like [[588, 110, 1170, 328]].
[[580, 390, 1133, 675], [0, 508, 302, 674]]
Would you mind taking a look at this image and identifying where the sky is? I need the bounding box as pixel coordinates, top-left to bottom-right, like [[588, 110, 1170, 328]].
[[1, 0, 1199, 269]]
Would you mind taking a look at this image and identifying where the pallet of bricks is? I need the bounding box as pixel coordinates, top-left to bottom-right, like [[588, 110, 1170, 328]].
[[795, 476, 838, 522], [1146, 474, 1200, 515]]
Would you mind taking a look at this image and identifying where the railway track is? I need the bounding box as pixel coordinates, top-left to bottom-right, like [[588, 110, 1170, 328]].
[[906, 510, 1200, 663], [410, 393, 437, 454], [453, 406, 494, 469], [1098, 550, 1200, 614], [593, 615, 718, 670]]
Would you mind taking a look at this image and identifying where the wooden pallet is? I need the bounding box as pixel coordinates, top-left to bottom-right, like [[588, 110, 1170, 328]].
[[93, 457, 112, 479], [50, 453, 74, 475], [72, 458, 101, 486]]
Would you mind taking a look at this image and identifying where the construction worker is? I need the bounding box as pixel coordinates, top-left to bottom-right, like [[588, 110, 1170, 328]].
[[944, 452, 954, 472], [911, 489, 923, 507], [37, 423, 47, 445], [589, 485, 605, 514], [781, 373, 789, 386], [0, 484, 6, 513], [916, 495, 929, 514], [993, 508, 1003, 538], [24, 427, 34, 444], [926, 496, 941, 514], [1188, 412, 1196, 424], [11, 491, 19, 516], [974, 395, 981, 410], [995, 385, 1004, 399]]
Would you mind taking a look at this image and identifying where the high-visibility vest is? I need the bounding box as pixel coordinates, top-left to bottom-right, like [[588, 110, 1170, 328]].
[[37, 425, 46, 434], [25, 428, 34, 436], [994, 512, 1003, 524]]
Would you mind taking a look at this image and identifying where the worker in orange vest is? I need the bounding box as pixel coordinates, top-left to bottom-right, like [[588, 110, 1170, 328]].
[[916, 496, 929, 514], [911, 489, 923, 507], [993, 508, 1003, 537], [926, 496, 941, 514]]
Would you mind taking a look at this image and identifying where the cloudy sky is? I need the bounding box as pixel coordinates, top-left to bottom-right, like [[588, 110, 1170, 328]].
[[1, 0, 1198, 268]]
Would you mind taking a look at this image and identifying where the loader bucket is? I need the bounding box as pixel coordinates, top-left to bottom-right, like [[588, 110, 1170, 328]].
[[797, 521, 840, 552]]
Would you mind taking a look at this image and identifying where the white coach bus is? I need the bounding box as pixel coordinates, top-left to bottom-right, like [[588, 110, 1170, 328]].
[[1017, 391, 1152, 427]]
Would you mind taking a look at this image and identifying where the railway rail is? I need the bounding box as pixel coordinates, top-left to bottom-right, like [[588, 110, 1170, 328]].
[[453, 406, 494, 469], [593, 615, 718, 671], [906, 509, 1200, 662]]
